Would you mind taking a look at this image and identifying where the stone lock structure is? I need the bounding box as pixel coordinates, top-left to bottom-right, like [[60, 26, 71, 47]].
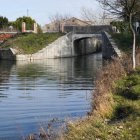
[[0, 25, 122, 61]]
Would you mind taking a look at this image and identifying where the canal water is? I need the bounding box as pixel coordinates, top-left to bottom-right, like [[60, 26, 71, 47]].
[[0, 53, 102, 140]]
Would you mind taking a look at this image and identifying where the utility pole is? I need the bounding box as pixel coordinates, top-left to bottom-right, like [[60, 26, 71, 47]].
[[102, 0, 106, 25], [27, 9, 29, 17]]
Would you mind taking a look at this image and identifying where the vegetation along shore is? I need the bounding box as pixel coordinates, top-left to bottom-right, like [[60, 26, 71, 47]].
[[24, 31, 140, 140], [0, 33, 64, 54], [1, 0, 140, 140], [63, 58, 140, 140], [61, 31, 140, 140]]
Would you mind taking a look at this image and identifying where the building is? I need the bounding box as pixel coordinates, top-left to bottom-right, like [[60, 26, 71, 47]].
[[134, 21, 140, 34], [60, 17, 91, 32], [43, 17, 92, 33], [22, 22, 38, 34], [43, 21, 60, 33]]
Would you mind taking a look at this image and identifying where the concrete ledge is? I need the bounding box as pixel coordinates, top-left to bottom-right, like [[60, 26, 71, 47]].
[[102, 32, 122, 59], [0, 48, 16, 60]]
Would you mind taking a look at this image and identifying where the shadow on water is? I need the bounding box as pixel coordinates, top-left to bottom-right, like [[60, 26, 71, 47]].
[[16, 54, 101, 81], [0, 60, 15, 99]]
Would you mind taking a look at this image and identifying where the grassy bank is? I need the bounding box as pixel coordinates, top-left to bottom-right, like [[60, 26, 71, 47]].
[[63, 33, 140, 140], [24, 32, 140, 140], [112, 33, 140, 53], [63, 58, 140, 140], [0, 33, 64, 54]]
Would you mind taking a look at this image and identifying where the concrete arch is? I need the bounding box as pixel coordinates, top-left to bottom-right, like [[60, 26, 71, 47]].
[[137, 27, 140, 34], [72, 34, 101, 41], [0, 31, 121, 60], [72, 35, 102, 56], [74, 37, 90, 56]]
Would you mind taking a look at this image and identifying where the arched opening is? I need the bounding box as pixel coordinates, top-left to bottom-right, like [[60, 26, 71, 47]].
[[74, 37, 89, 56], [137, 27, 140, 34], [73, 37, 102, 56]]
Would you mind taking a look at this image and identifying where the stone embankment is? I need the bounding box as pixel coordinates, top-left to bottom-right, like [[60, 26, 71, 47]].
[[0, 34, 71, 61], [0, 33, 101, 61], [102, 32, 122, 58], [0, 32, 121, 61]]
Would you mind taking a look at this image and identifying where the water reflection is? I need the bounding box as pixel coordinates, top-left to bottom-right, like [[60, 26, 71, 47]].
[[0, 53, 102, 139], [15, 55, 101, 92], [0, 61, 15, 99]]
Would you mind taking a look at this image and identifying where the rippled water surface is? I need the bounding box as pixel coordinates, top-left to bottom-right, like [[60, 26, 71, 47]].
[[0, 53, 102, 139]]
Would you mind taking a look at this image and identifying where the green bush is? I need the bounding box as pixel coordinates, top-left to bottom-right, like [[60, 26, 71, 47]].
[[110, 21, 130, 33]]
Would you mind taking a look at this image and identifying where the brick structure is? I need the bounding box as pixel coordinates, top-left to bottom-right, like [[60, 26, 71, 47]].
[[22, 22, 26, 33], [22, 22, 38, 33], [0, 34, 14, 43], [60, 17, 91, 33], [43, 17, 92, 33]]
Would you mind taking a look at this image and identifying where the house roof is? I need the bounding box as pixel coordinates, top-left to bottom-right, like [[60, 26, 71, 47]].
[[44, 17, 93, 28], [61, 17, 92, 25]]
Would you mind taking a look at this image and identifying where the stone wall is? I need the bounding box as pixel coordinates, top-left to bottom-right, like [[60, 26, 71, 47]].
[[0, 33, 101, 61], [0, 35, 71, 61], [0, 48, 16, 60], [0, 32, 119, 61], [102, 32, 121, 59], [74, 37, 101, 56], [63, 25, 113, 34]]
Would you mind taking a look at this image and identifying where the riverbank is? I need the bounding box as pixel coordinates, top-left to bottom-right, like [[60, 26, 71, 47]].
[[112, 33, 140, 54], [24, 32, 140, 140], [63, 58, 140, 140], [0, 33, 64, 54], [62, 32, 140, 140]]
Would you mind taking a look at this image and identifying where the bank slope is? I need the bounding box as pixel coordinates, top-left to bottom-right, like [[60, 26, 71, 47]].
[[63, 59, 140, 140], [0, 33, 64, 54]]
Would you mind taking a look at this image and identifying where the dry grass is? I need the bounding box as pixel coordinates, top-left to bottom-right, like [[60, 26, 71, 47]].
[[92, 58, 127, 118], [63, 56, 140, 140], [25, 55, 140, 140]]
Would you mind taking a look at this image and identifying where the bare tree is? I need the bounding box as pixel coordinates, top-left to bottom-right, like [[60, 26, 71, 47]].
[[98, 10, 114, 25], [49, 13, 71, 32], [97, 0, 140, 69], [49, 13, 71, 22], [81, 7, 113, 25], [81, 7, 97, 25]]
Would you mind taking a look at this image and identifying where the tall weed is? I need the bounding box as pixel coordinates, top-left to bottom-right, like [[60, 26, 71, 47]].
[[92, 57, 129, 117]]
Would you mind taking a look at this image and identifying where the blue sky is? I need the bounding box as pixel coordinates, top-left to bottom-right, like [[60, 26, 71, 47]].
[[0, 0, 101, 26]]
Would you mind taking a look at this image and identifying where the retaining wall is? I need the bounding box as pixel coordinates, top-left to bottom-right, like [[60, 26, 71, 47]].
[[102, 32, 122, 59]]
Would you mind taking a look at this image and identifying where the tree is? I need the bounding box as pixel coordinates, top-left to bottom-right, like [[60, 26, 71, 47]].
[[49, 13, 71, 32], [12, 16, 35, 31], [81, 7, 113, 25], [110, 21, 130, 33], [0, 16, 9, 29], [37, 24, 43, 33], [97, 0, 140, 69], [81, 7, 97, 25]]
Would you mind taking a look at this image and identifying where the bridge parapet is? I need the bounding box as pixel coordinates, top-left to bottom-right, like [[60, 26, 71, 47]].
[[64, 25, 113, 34]]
